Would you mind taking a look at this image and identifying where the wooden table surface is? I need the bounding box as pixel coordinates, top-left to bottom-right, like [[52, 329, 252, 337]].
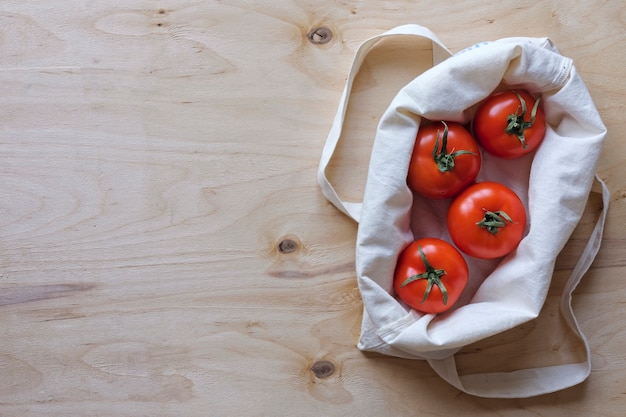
[[1, 1, 624, 416]]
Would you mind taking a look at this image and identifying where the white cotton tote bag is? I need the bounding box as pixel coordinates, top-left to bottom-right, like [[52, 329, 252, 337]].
[[318, 24, 609, 398]]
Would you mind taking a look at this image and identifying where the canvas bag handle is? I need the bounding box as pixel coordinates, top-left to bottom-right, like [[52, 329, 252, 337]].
[[426, 175, 609, 398], [317, 24, 451, 223]]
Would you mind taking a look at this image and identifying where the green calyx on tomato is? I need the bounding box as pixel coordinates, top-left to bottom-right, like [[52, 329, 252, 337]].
[[400, 245, 449, 305], [432, 121, 476, 173], [505, 93, 542, 149], [477, 209, 514, 235]]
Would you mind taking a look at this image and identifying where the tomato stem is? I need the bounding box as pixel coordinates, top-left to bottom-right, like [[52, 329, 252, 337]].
[[505, 93, 541, 148], [432, 121, 476, 173], [400, 245, 449, 305], [477, 210, 514, 234]]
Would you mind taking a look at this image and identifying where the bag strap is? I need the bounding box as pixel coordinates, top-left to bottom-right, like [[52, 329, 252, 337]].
[[427, 175, 610, 398], [317, 24, 450, 223]]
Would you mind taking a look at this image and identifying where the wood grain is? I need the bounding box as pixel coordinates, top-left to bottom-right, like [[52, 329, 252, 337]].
[[0, 1, 625, 415]]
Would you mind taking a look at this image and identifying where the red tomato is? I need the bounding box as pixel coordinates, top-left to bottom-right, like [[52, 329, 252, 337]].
[[472, 89, 546, 159], [394, 238, 469, 314], [408, 121, 481, 199], [448, 182, 527, 259]]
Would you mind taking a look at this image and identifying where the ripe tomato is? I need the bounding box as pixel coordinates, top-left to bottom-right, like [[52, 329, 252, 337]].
[[394, 238, 469, 314], [408, 121, 481, 199], [448, 182, 527, 259], [472, 89, 545, 159]]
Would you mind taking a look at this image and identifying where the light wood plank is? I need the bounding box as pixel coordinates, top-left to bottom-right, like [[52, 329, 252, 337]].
[[1, 1, 625, 415]]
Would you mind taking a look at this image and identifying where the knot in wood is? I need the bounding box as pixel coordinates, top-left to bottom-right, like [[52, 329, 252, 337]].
[[307, 27, 333, 45], [311, 360, 335, 378], [278, 239, 298, 254]]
